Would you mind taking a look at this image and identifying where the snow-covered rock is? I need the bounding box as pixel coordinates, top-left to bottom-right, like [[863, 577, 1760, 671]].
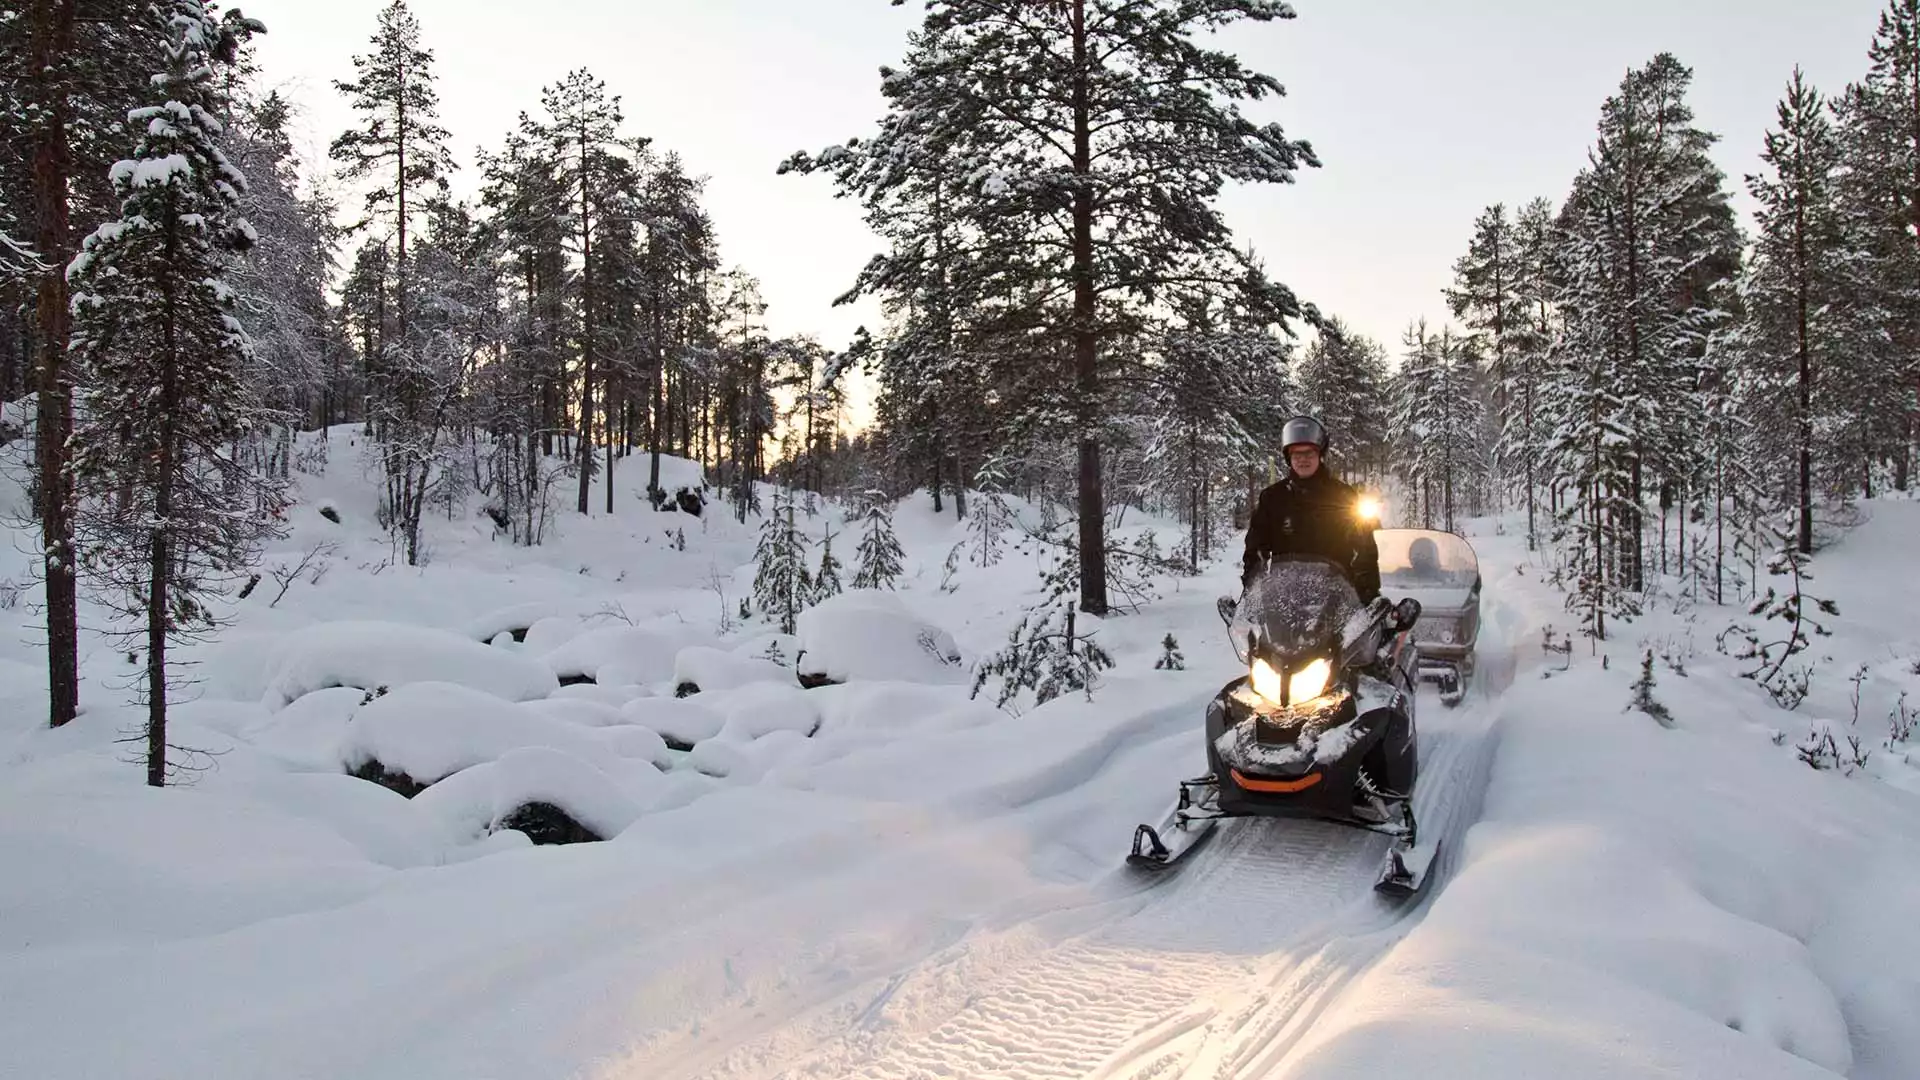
[[794, 590, 965, 687], [540, 625, 684, 686], [410, 747, 652, 845], [673, 645, 794, 694], [258, 621, 559, 710], [620, 697, 726, 750], [338, 681, 605, 787]]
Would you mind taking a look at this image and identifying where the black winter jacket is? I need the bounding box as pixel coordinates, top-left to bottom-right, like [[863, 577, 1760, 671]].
[[1241, 469, 1381, 602]]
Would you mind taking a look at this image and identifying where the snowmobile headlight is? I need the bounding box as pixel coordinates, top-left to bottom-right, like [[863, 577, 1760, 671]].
[[1289, 658, 1331, 703], [1355, 496, 1383, 523], [1251, 657, 1285, 704]]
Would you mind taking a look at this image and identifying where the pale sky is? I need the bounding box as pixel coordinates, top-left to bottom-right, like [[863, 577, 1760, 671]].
[[243, 0, 1892, 375]]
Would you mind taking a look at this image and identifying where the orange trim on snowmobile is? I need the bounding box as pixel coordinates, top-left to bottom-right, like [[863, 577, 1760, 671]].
[[1229, 768, 1323, 793]]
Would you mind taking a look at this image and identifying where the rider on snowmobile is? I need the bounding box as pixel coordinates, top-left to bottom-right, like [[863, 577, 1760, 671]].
[[1241, 416, 1382, 603]]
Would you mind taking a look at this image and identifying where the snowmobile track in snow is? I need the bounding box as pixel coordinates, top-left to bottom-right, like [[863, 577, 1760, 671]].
[[664, 685, 1502, 1080]]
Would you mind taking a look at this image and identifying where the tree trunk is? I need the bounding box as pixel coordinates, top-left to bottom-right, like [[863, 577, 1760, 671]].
[[29, 0, 79, 729], [1070, 0, 1108, 616]]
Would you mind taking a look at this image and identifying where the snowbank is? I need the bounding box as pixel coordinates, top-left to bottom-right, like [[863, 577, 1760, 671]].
[[1281, 661, 1918, 1080], [794, 589, 966, 686], [256, 621, 559, 709]]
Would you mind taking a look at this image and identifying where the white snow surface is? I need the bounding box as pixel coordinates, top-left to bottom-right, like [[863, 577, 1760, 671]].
[[3, 429, 1920, 1080]]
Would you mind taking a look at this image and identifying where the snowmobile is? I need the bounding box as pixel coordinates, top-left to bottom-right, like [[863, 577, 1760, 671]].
[[1127, 555, 1437, 897], [1375, 529, 1482, 706]]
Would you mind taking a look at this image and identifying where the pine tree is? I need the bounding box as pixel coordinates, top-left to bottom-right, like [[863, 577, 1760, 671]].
[[329, 0, 454, 435], [12, 0, 169, 728], [1546, 54, 1739, 627], [1446, 203, 1530, 513], [787, 0, 1319, 617], [519, 68, 647, 515], [1728, 516, 1839, 708], [65, 1, 278, 786], [1741, 69, 1877, 553], [752, 486, 810, 634], [1834, 0, 1920, 491], [852, 494, 906, 590]]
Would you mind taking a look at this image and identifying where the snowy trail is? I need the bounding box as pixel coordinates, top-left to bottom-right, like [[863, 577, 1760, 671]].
[[646, 606, 1522, 1080]]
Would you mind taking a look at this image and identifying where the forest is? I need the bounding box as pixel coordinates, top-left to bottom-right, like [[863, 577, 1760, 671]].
[[5, 0, 1918, 743]]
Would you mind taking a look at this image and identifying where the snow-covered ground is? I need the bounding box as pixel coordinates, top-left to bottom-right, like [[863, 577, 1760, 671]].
[[2, 429, 1918, 1080]]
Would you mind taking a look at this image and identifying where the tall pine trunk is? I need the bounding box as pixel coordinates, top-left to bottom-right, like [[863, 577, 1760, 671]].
[[1070, 0, 1108, 616], [29, 0, 79, 729]]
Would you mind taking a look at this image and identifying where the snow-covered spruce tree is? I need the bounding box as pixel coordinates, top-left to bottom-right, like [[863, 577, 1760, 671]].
[[1155, 633, 1185, 671], [811, 524, 844, 604], [752, 485, 811, 634], [1391, 322, 1482, 532], [786, 0, 1319, 617], [1739, 69, 1878, 555], [1728, 515, 1839, 709], [66, 1, 279, 787], [971, 534, 1115, 710], [852, 493, 906, 590], [966, 454, 1014, 567], [1627, 649, 1676, 727]]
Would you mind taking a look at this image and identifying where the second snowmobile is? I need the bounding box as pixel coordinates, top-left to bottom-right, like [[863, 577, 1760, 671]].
[[1375, 529, 1482, 705], [1128, 555, 1438, 897]]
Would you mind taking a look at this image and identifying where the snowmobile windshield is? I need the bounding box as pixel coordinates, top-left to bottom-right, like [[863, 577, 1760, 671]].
[[1230, 558, 1362, 666], [1376, 528, 1480, 609]]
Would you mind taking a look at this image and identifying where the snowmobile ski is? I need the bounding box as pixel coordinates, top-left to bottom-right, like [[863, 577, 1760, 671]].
[[1373, 837, 1441, 898], [1127, 776, 1223, 871]]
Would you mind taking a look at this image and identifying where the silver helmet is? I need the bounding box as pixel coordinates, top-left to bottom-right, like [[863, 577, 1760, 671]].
[[1281, 415, 1328, 454]]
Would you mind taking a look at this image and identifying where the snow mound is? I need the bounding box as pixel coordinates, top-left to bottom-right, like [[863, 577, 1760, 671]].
[[620, 697, 725, 750], [673, 645, 794, 694], [458, 600, 583, 642], [338, 682, 604, 787], [714, 682, 822, 741], [548, 682, 653, 707], [521, 698, 629, 729], [245, 686, 365, 769], [540, 625, 684, 686], [410, 747, 652, 845], [259, 621, 558, 709], [591, 725, 674, 770], [794, 590, 964, 686]]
